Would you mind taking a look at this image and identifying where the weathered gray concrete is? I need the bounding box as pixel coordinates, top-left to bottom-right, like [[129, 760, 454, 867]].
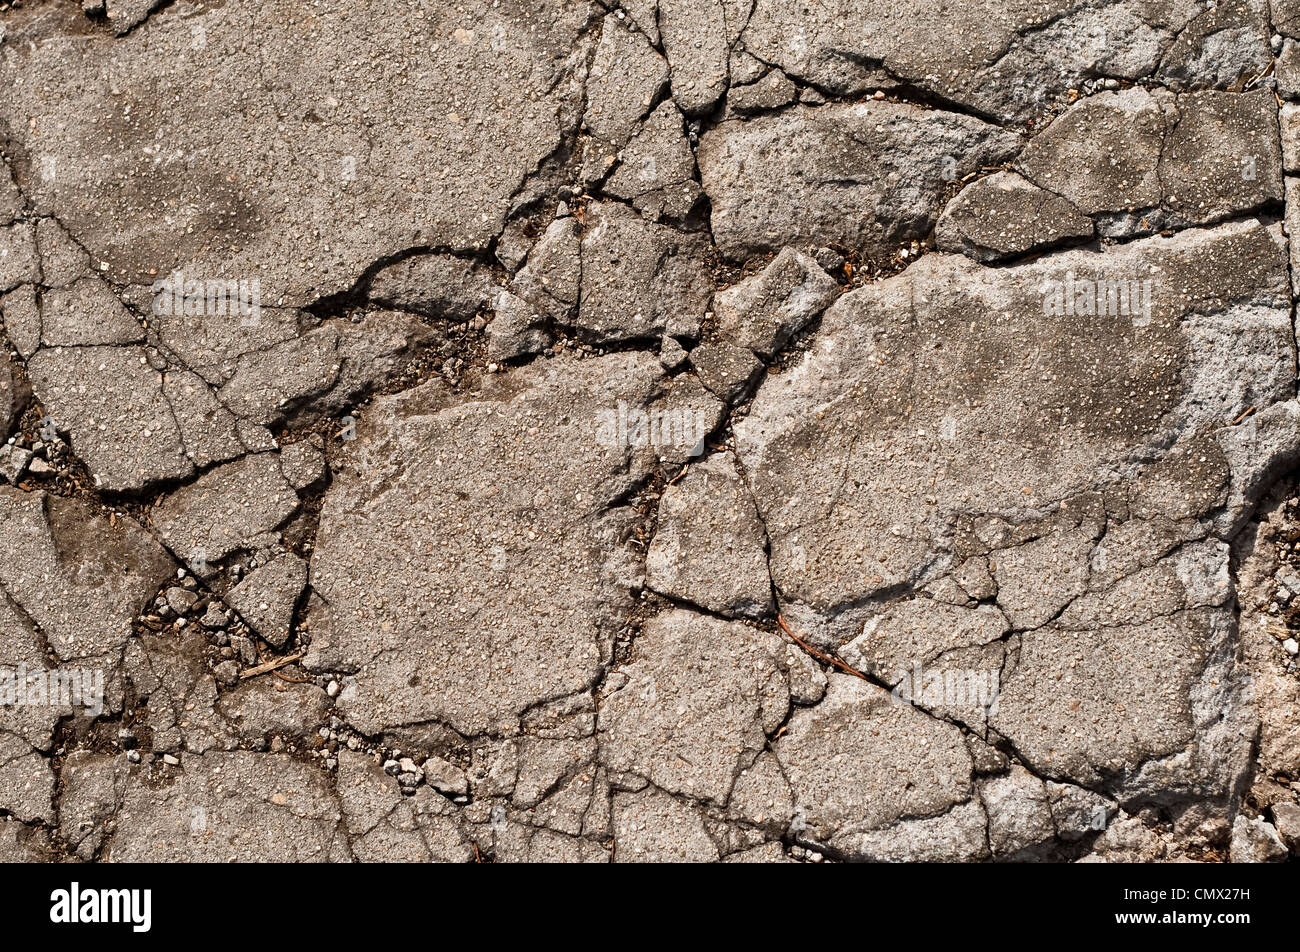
[[0, 0, 1295, 864]]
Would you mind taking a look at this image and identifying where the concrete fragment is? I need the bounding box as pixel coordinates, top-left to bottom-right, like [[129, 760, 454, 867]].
[[1229, 815, 1289, 862], [936, 171, 1094, 262], [577, 202, 711, 344], [713, 247, 839, 359], [646, 454, 773, 618], [599, 609, 794, 805], [698, 101, 1019, 261], [225, 554, 309, 649], [151, 454, 299, 563]]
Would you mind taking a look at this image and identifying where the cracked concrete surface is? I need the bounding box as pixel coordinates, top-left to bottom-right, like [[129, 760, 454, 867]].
[[0, 0, 1298, 864]]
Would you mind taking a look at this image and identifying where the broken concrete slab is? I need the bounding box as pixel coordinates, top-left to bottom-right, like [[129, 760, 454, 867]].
[[0, 486, 173, 666], [737, 219, 1291, 644], [0, 350, 26, 441], [0, 445, 32, 485], [367, 254, 496, 321], [161, 369, 245, 470], [0, 819, 53, 862], [712, 247, 840, 359], [688, 340, 764, 404], [279, 438, 327, 490], [27, 345, 194, 491], [1016, 88, 1283, 237], [0, 285, 41, 360], [34, 218, 90, 290], [698, 102, 1019, 262], [645, 455, 774, 618], [657, 0, 732, 116], [225, 553, 309, 650], [849, 800, 989, 862], [599, 608, 796, 804], [150, 454, 300, 565], [486, 291, 553, 363], [1229, 814, 1289, 862], [1, 0, 1296, 867], [146, 299, 304, 387], [612, 787, 719, 861], [217, 679, 331, 744], [509, 214, 582, 326], [62, 751, 345, 862], [104, 0, 167, 35], [581, 14, 671, 185], [217, 326, 341, 427], [742, 0, 1270, 122], [0, 0, 597, 306], [337, 749, 475, 862], [775, 674, 974, 856], [604, 101, 703, 222], [841, 598, 1008, 690], [727, 69, 798, 115], [122, 626, 230, 755], [0, 222, 39, 293], [576, 201, 712, 344], [935, 171, 1095, 262], [304, 352, 686, 736], [980, 766, 1055, 858]]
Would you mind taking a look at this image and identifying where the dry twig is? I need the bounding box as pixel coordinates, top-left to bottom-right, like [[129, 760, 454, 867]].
[[240, 651, 307, 681], [776, 614, 867, 681]]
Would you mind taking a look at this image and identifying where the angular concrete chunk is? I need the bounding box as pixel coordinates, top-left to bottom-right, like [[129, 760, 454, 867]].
[[980, 767, 1054, 858], [842, 599, 1008, 686], [279, 439, 327, 490], [0, 350, 26, 441], [511, 215, 582, 322], [776, 674, 973, 854], [218, 327, 341, 427], [63, 752, 342, 862], [1, 285, 41, 360], [0, 222, 39, 292], [151, 454, 299, 563], [34, 219, 90, 290], [0, 487, 172, 664], [658, 0, 731, 116], [600, 609, 795, 804], [605, 101, 702, 222], [612, 788, 719, 862], [226, 553, 309, 649], [305, 353, 674, 736], [1017, 88, 1283, 236], [161, 369, 245, 469], [27, 345, 193, 491], [713, 248, 840, 359], [737, 220, 1290, 640], [935, 171, 1094, 262], [577, 202, 711, 344], [2, 1, 593, 305], [698, 102, 1019, 261], [742, 0, 1268, 122], [582, 15, 670, 184], [367, 254, 495, 321], [646, 455, 774, 618]]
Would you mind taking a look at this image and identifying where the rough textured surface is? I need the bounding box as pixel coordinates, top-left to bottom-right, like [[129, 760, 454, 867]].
[[0, 0, 1296, 865], [304, 352, 683, 736], [935, 170, 1094, 262], [698, 102, 1020, 262], [646, 454, 774, 618]]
